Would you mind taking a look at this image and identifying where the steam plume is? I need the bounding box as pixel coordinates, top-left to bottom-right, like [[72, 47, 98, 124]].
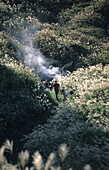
[[16, 27, 60, 80]]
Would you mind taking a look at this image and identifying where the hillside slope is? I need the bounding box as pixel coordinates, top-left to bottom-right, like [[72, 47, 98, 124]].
[[0, 31, 56, 148], [34, 0, 109, 70], [24, 63, 109, 170], [0, 1, 109, 169]]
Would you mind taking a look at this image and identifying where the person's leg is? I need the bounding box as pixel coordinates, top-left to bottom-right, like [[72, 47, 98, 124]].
[[55, 89, 59, 100]]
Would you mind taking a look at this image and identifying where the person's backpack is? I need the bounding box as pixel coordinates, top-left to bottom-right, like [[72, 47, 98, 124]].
[[65, 92, 68, 96]]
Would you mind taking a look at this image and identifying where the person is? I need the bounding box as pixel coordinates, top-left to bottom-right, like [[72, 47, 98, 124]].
[[62, 89, 66, 101], [62, 89, 68, 101], [44, 80, 49, 89], [53, 80, 60, 101], [69, 90, 74, 95], [49, 82, 53, 91]]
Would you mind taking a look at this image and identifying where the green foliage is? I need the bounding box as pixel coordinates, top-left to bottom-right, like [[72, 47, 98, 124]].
[[23, 105, 109, 170], [35, 26, 89, 67], [56, 64, 109, 129], [94, 0, 109, 20], [34, 0, 109, 70], [1, 0, 109, 70], [0, 1, 109, 170], [23, 64, 109, 170], [0, 31, 56, 145]]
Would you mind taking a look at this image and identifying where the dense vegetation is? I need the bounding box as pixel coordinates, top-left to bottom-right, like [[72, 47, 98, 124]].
[[34, 0, 109, 70], [0, 0, 109, 169], [0, 11, 55, 147], [23, 64, 109, 170]]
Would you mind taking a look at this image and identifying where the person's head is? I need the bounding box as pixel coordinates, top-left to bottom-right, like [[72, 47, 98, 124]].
[[55, 80, 57, 83], [70, 90, 74, 95]]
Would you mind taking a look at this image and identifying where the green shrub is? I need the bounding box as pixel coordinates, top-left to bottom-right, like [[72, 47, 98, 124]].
[[34, 0, 109, 69], [23, 105, 109, 170], [0, 33, 56, 144]]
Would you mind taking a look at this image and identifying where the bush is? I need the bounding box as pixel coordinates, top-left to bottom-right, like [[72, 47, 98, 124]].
[[23, 105, 109, 170], [0, 33, 55, 144], [34, 0, 109, 70], [23, 64, 109, 169], [57, 64, 109, 129]]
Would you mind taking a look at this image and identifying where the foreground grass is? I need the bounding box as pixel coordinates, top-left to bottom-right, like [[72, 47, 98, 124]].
[[0, 140, 92, 170]]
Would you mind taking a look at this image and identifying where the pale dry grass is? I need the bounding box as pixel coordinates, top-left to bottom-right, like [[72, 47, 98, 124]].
[[0, 140, 91, 170]]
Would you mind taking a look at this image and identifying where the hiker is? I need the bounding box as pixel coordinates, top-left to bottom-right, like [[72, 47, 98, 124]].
[[69, 90, 74, 95], [62, 89, 68, 101], [53, 80, 60, 100], [44, 80, 49, 89], [49, 82, 53, 91]]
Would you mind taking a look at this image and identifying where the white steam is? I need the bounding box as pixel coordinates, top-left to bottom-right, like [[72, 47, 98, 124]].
[[17, 28, 60, 80], [24, 41, 60, 79]]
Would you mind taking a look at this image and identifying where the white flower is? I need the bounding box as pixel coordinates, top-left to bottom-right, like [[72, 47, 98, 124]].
[[18, 150, 29, 168], [32, 151, 43, 170], [58, 144, 69, 162], [84, 164, 91, 170], [45, 153, 55, 170]]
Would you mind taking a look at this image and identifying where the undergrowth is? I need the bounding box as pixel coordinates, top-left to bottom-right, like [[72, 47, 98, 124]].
[[0, 31, 56, 145], [23, 64, 109, 170], [34, 0, 109, 70]]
